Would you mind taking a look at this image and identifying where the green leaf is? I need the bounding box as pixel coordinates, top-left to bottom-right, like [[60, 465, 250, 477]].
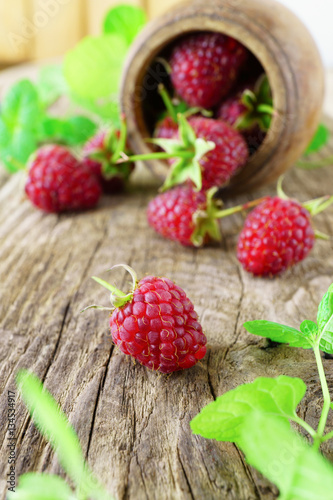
[[1, 79, 40, 129], [7, 473, 74, 500], [103, 5, 146, 46], [0, 80, 41, 172], [71, 93, 120, 124], [305, 124, 330, 156], [64, 35, 128, 101], [38, 115, 97, 146], [190, 376, 306, 442], [37, 65, 68, 107], [299, 320, 318, 339], [317, 284, 333, 334], [239, 413, 333, 500], [244, 320, 314, 349], [16, 370, 86, 485]]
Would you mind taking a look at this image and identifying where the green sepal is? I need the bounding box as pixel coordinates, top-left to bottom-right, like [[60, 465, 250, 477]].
[[303, 195, 333, 216], [191, 188, 223, 247], [236, 75, 274, 133], [159, 115, 215, 191]]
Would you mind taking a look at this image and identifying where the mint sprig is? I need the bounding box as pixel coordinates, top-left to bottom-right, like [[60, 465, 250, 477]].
[[191, 282, 333, 498]]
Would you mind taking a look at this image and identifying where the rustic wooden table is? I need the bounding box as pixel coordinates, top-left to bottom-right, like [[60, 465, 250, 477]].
[[0, 65, 333, 500]]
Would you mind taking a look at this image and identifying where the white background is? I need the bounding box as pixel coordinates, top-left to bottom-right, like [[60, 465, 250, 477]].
[[278, 0, 333, 68]]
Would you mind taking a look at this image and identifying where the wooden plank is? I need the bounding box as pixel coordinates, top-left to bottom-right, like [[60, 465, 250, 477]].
[[30, 0, 85, 60], [0, 62, 333, 499], [86, 0, 144, 36], [0, 0, 33, 64]]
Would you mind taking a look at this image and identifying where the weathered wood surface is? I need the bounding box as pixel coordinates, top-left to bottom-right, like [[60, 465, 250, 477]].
[[0, 75, 333, 499]]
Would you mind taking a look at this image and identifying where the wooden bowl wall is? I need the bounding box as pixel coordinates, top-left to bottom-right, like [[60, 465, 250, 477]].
[[120, 0, 324, 193]]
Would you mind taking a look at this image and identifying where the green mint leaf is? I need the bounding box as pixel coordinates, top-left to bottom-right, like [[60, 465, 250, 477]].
[[239, 413, 333, 500], [1, 79, 40, 129], [0, 80, 41, 171], [38, 115, 97, 146], [7, 473, 74, 500], [299, 320, 318, 339], [103, 5, 146, 46], [317, 284, 333, 333], [64, 35, 128, 101], [244, 320, 314, 349], [16, 370, 86, 486], [37, 65, 68, 107], [305, 124, 330, 156], [190, 376, 306, 442]]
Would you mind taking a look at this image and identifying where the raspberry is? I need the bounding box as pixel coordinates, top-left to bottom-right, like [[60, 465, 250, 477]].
[[87, 266, 208, 373], [154, 116, 179, 140], [82, 129, 134, 194], [169, 32, 248, 109], [25, 145, 101, 213], [237, 197, 315, 276], [147, 185, 210, 247], [186, 117, 249, 190]]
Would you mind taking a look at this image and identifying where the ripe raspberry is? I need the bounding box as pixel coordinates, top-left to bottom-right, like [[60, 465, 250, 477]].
[[217, 79, 270, 154], [82, 129, 133, 194], [154, 116, 179, 139], [87, 266, 208, 374], [25, 145, 101, 213], [169, 32, 248, 109], [147, 185, 220, 247], [237, 197, 315, 276], [186, 117, 248, 190]]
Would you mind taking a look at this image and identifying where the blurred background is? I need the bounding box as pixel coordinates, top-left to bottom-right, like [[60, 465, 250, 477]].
[[0, 0, 332, 69]]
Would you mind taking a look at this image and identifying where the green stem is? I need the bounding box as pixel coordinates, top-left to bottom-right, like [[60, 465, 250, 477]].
[[158, 84, 177, 123], [214, 196, 268, 219], [321, 429, 333, 443], [297, 155, 333, 169], [292, 416, 317, 439], [313, 344, 331, 450], [118, 151, 194, 163]]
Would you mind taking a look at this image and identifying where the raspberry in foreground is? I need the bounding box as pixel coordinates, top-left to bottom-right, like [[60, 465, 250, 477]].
[[237, 197, 315, 276], [25, 145, 102, 213], [84, 265, 207, 373], [169, 32, 248, 109]]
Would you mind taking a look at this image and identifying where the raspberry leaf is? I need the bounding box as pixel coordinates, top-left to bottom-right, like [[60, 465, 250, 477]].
[[38, 116, 97, 146], [103, 5, 146, 46], [7, 473, 74, 500], [244, 320, 314, 349], [190, 376, 306, 442], [239, 413, 333, 500]]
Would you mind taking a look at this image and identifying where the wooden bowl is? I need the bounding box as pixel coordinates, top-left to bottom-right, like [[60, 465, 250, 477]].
[[120, 0, 324, 193]]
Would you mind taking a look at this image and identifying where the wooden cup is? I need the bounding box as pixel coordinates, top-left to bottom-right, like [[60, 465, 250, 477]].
[[120, 0, 324, 193]]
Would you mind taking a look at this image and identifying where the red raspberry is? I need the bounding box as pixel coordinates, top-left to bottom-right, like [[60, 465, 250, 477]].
[[154, 116, 179, 139], [170, 32, 248, 109], [82, 130, 134, 194], [147, 185, 210, 247], [185, 117, 248, 190], [237, 197, 315, 276], [217, 83, 266, 154], [110, 275, 207, 373], [25, 145, 101, 213]]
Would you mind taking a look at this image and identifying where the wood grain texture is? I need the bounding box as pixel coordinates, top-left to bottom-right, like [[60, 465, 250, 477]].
[[0, 110, 333, 498]]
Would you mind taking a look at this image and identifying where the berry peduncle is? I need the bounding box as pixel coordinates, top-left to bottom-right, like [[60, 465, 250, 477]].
[[82, 264, 138, 312], [191, 188, 269, 247]]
